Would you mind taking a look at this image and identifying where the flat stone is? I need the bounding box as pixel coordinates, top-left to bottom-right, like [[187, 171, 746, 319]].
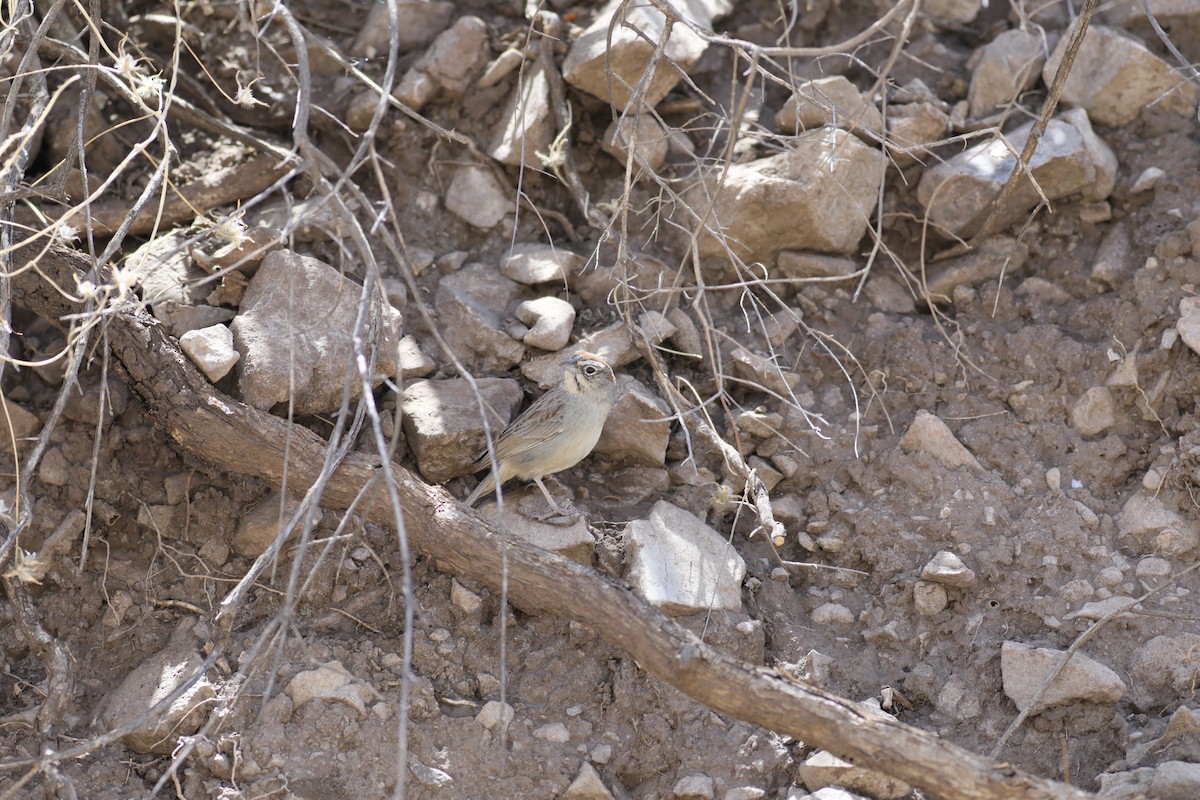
[[684, 127, 886, 264], [286, 660, 373, 717], [532, 722, 570, 743], [516, 297, 576, 351], [501, 243, 585, 286], [729, 347, 802, 397], [230, 250, 402, 415], [563, 0, 713, 109], [924, 237, 1030, 304], [917, 109, 1116, 238], [396, 335, 436, 379], [434, 284, 525, 372], [444, 165, 514, 229], [401, 378, 523, 482], [593, 377, 671, 466], [775, 251, 858, 280], [1043, 23, 1198, 127], [626, 501, 746, 614], [489, 60, 554, 168], [179, 324, 240, 382], [810, 603, 854, 626], [775, 76, 883, 138], [796, 750, 910, 800], [898, 411, 981, 470], [472, 503, 595, 566], [1000, 641, 1125, 714], [98, 621, 216, 754], [921, 550, 977, 588]]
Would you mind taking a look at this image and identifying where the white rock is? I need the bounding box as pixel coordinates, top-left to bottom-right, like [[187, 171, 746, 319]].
[[1130, 166, 1166, 194], [502, 243, 585, 285], [913, 581, 948, 615], [450, 579, 484, 616], [564, 762, 615, 800], [563, 0, 712, 109], [475, 700, 515, 730], [723, 788, 767, 800], [921, 550, 977, 588], [396, 335, 436, 379], [1000, 641, 1125, 714], [286, 660, 374, 717], [774, 76, 883, 138], [968, 30, 1046, 118], [1176, 296, 1200, 356], [685, 128, 886, 263], [1043, 23, 1198, 127], [516, 297, 576, 351], [98, 621, 216, 754], [673, 773, 715, 800], [401, 378, 523, 482], [810, 603, 855, 626], [796, 750, 910, 800], [532, 722, 570, 743], [444, 165, 514, 229], [1070, 386, 1118, 437], [490, 60, 554, 168], [917, 109, 1116, 237], [1118, 493, 1200, 557], [179, 323, 240, 382], [229, 250, 402, 415], [626, 501, 747, 614], [898, 411, 981, 470]]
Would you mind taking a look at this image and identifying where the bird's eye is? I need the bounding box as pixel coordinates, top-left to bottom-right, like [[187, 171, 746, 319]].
[[583, 365, 598, 376]]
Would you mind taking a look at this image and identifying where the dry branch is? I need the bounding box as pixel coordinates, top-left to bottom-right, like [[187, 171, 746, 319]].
[[9, 240, 1096, 800]]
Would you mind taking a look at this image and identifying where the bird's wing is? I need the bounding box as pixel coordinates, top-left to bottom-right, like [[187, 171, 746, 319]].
[[490, 392, 568, 462]]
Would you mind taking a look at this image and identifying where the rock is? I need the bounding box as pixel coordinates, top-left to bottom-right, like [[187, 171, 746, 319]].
[[98, 621, 216, 754], [913, 581, 948, 615], [410, 763, 453, 788], [502, 243, 585, 286], [1090, 221, 1133, 290], [490, 60, 553, 168], [922, 237, 1029, 303], [810, 603, 854, 626], [1176, 296, 1200, 356], [1100, 761, 1200, 800], [774, 76, 883, 138], [673, 773, 715, 800], [521, 322, 638, 388], [444, 165, 514, 229], [396, 335, 436, 379], [601, 114, 669, 173], [394, 16, 489, 110], [351, 1, 453, 57], [924, 0, 982, 23], [126, 231, 234, 337], [684, 128, 886, 263], [626, 501, 747, 614], [729, 347, 802, 397], [921, 550, 976, 587], [475, 503, 595, 564], [886, 96, 950, 164], [1135, 556, 1172, 588], [401, 378, 523, 482], [1000, 641, 1125, 714], [477, 48, 525, 89], [563, 0, 712, 109], [450, 579, 484, 617], [230, 250, 402, 415], [232, 489, 302, 558], [475, 700, 515, 730], [286, 660, 373, 717], [1065, 596, 1137, 622], [1043, 23, 1198, 127], [968, 30, 1047, 118], [435, 284, 525, 372], [564, 762, 615, 800], [516, 297, 576, 351], [179, 324, 240, 382], [533, 722, 570, 742], [796, 750, 910, 800], [63, 372, 128, 427], [775, 251, 858, 280], [1118, 494, 1200, 557], [0, 397, 39, 444], [1130, 166, 1166, 194], [724, 788, 767, 800], [1130, 634, 1200, 711], [917, 109, 1116, 237], [898, 411, 981, 470], [38, 447, 69, 486], [593, 377, 671, 466], [1070, 386, 1118, 437]]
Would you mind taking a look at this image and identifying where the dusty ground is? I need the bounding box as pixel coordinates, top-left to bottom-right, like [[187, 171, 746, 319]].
[[2, 1, 1200, 799]]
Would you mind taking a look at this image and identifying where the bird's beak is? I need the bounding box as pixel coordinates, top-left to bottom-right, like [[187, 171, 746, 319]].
[[561, 352, 581, 366]]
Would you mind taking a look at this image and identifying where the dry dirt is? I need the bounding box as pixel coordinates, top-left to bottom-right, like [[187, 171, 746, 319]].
[[2, 1, 1200, 799]]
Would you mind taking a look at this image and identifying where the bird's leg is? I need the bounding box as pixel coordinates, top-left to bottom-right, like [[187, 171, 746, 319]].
[[529, 477, 578, 520]]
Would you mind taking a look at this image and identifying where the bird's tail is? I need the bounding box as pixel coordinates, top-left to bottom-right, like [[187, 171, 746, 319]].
[[464, 473, 496, 507]]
